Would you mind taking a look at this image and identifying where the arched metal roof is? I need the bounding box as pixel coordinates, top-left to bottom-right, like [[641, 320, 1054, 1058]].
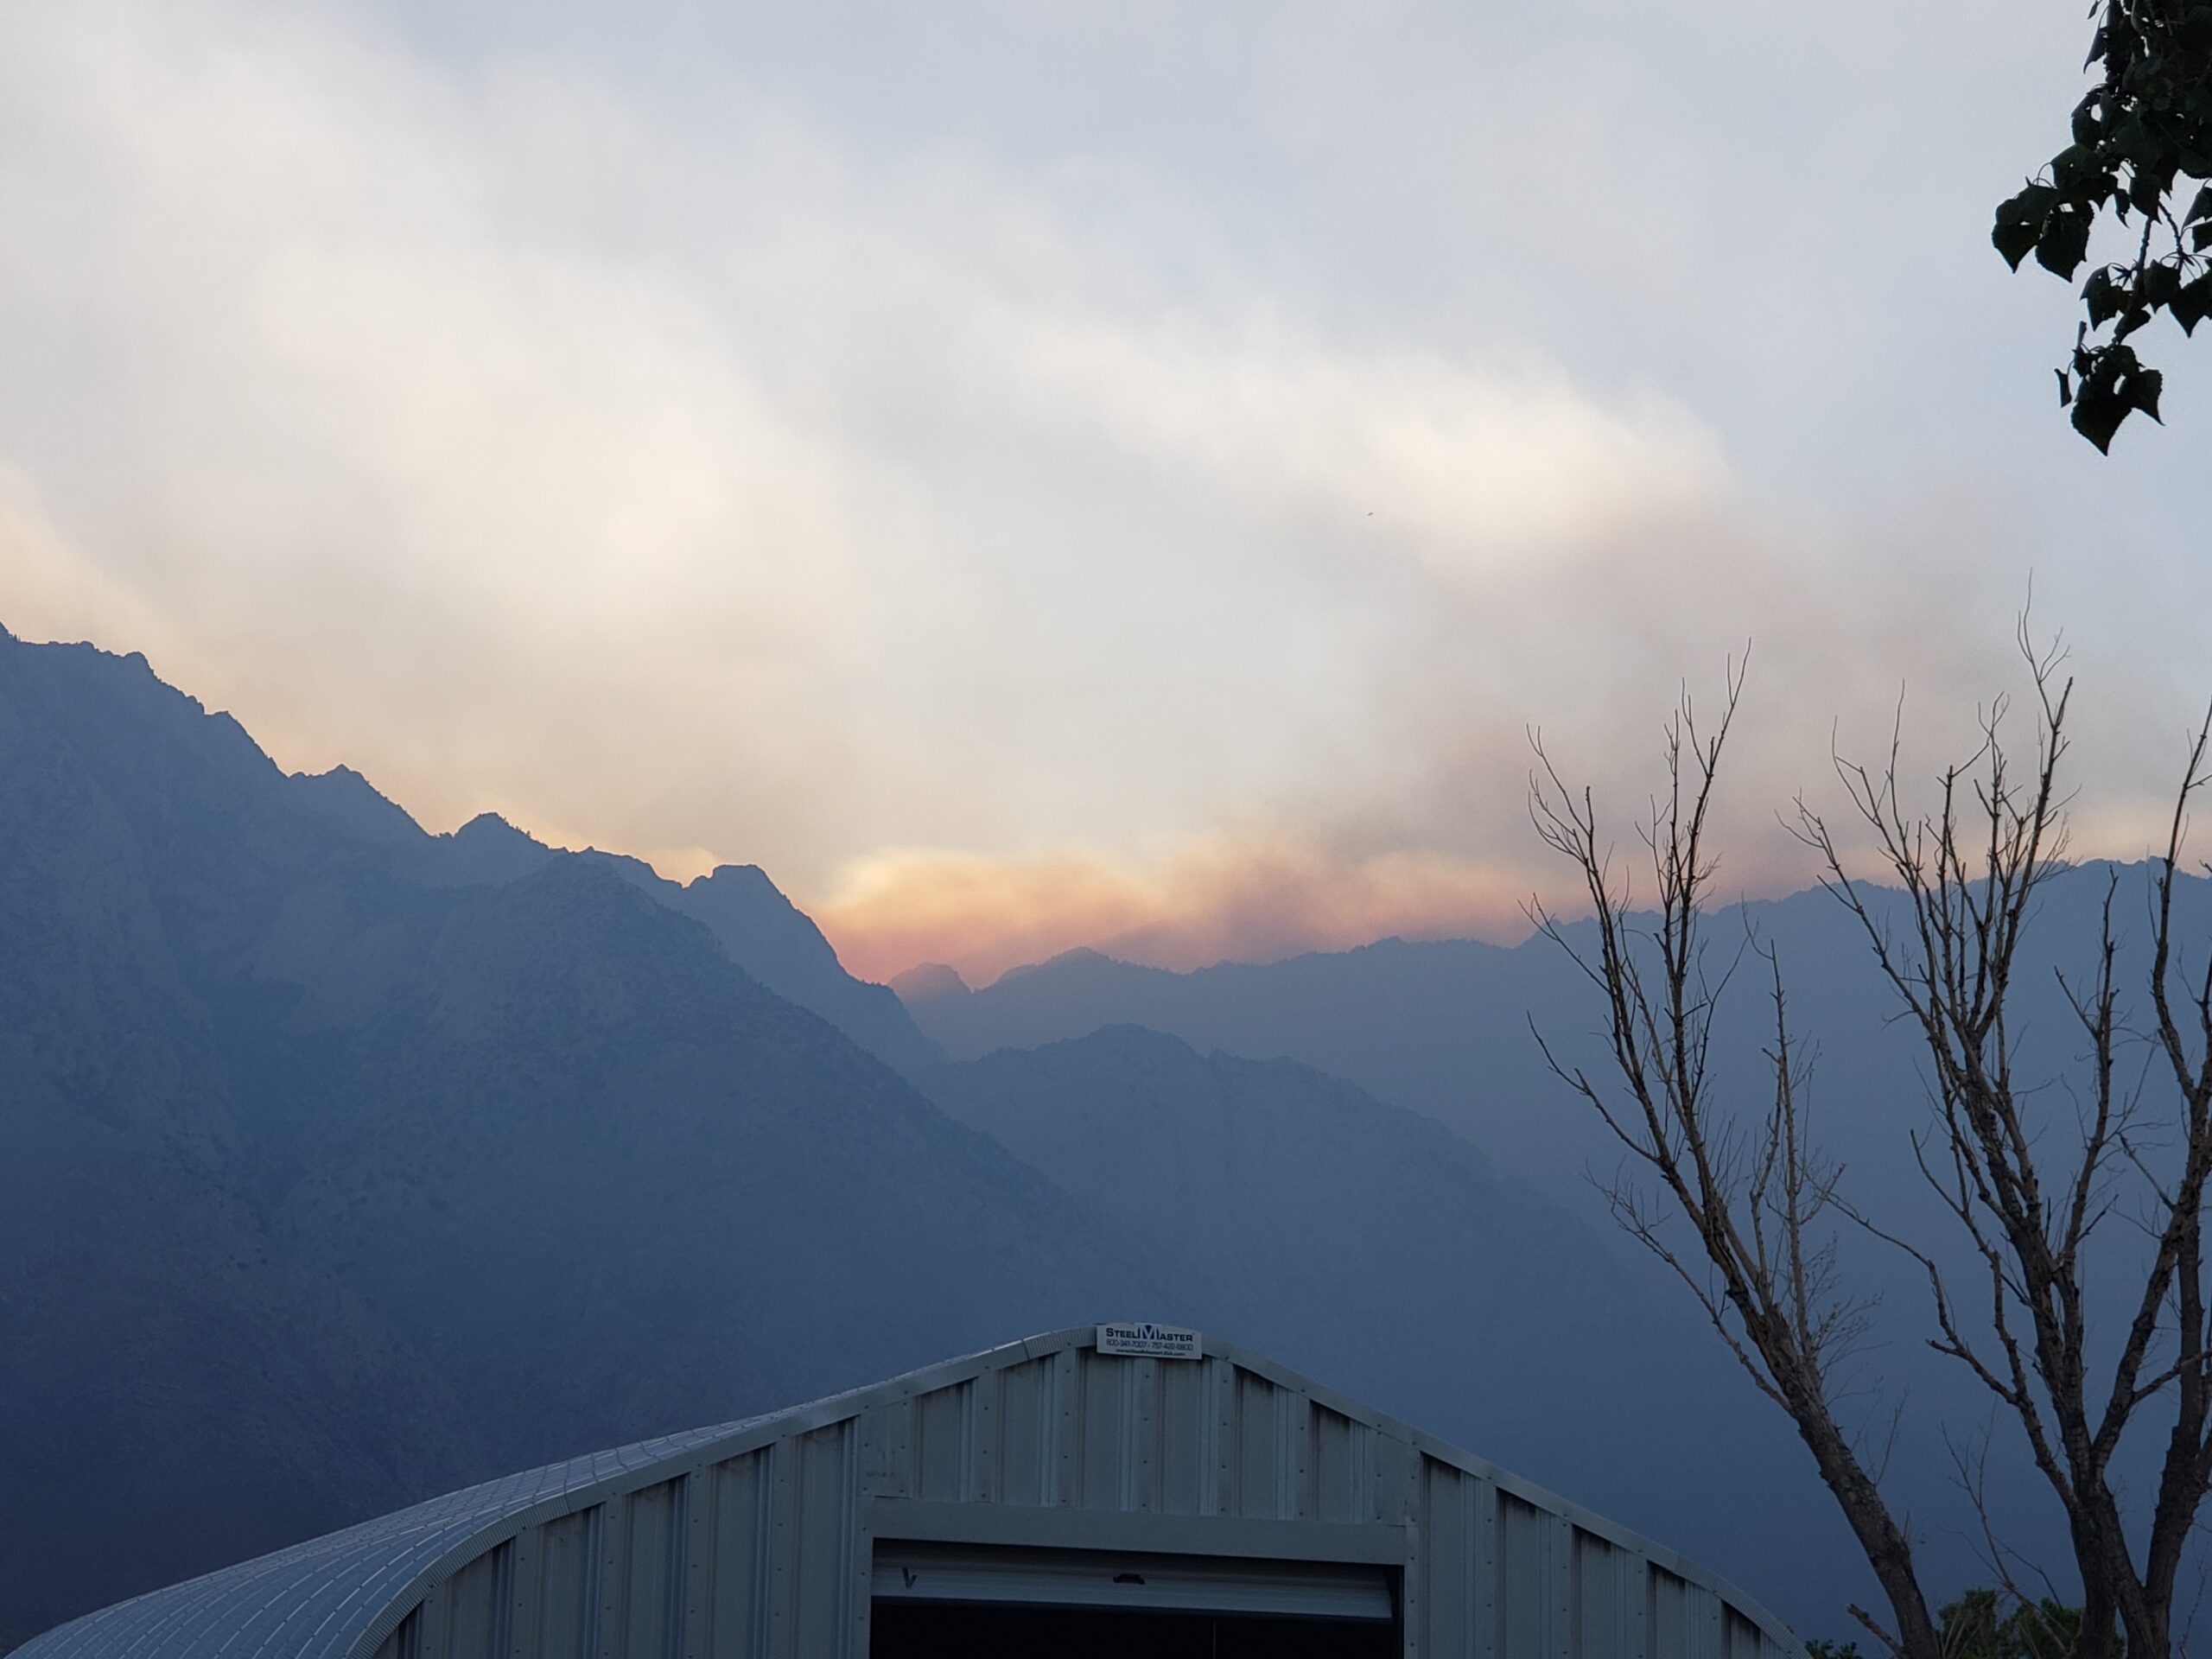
[[15, 1327, 1805, 1659], [10, 1419, 772, 1659]]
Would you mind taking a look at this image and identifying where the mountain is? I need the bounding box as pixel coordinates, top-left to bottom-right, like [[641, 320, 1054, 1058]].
[[894, 875, 2212, 1216], [259, 854, 1117, 1456], [663, 861, 942, 1074], [408, 810, 941, 1071], [0, 640, 486, 1643], [914, 1026, 1850, 1619], [890, 960, 970, 1002], [0, 629, 1157, 1646]]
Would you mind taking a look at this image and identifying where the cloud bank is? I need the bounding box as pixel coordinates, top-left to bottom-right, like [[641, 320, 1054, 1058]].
[[1, 1, 2202, 983]]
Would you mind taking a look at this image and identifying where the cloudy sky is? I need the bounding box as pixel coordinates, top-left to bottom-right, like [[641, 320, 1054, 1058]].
[[2, 0, 2205, 982]]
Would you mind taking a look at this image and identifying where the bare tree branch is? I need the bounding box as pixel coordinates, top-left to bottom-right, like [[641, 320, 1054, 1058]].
[[1529, 623, 2212, 1659]]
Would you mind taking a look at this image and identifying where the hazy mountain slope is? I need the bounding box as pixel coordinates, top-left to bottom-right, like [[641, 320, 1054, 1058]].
[[0, 639, 486, 1648], [409, 807, 940, 1071], [899, 872, 2212, 1215], [0, 628, 1159, 1643], [272, 856, 1157, 1462], [915, 1027, 1849, 1624], [665, 861, 943, 1073]]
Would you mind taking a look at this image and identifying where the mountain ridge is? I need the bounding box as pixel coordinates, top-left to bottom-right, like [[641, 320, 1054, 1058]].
[[0, 628, 1145, 1644]]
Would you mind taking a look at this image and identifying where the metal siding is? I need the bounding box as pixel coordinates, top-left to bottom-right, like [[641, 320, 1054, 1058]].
[[764, 1439, 803, 1659], [19, 1330, 1805, 1659], [912, 1379, 970, 1504], [1692, 1591, 1723, 1659], [620, 1478, 683, 1659], [1553, 1513, 1576, 1659], [1291, 1390, 1316, 1521], [993, 1357, 1050, 1508], [531, 1510, 598, 1659], [1048, 1345, 1080, 1509], [1421, 1459, 1476, 1659], [1650, 1566, 1687, 1659], [439, 1543, 511, 1659], [1158, 1351, 1206, 1516], [415, 1583, 450, 1659], [705, 1453, 769, 1659], [1206, 1355, 1236, 1518], [1136, 1357, 1166, 1512], [971, 1361, 999, 1508], [682, 1470, 712, 1659], [1578, 1529, 1633, 1659], [1076, 1350, 1127, 1510], [1653, 1573, 1720, 1659], [1313, 1406, 1356, 1524], [1624, 1557, 1651, 1659], [1502, 1491, 1555, 1659], [594, 1488, 634, 1659], [1377, 1419, 1419, 1530], [791, 1425, 856, 1655], [855, 1401, 911, 1500], [1233, 1370, 1279, 1519], [1690, 1583, 1725, 1659], [503, 1514, 540, 1659]]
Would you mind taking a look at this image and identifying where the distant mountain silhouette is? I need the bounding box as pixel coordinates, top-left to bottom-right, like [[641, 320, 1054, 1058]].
[[893, 886, 2190, 1215], [0, 630, 1146, 1646], [0, 640, 483, 1642], [366, 807, 942, 1072], [668, 861, 943, 1073], [887, 959, 970, 1002]]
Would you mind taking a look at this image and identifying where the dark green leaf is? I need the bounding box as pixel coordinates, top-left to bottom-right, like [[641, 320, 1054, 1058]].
[[2069, 344, 2149, 451], [2053, 143, 2099, 189], [2116, 116, 2163, 168], [2177, 273, 2212, 334], [1993, 184, 2057, 270], [2057, 367, 2074, 406], [2073, 92, 2105, 146], [2187, 183, 2212, 221], [2037, 207, 2093, 276], [2143, 261, 2183, 307], [2133, 366, 2166, 422], [1997, 182, 2059, 226], [2071, 380, 2130, 450], [2085, 266, 2124, 323]]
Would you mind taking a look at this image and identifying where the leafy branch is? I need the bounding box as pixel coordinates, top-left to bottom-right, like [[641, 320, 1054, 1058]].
[[1993, 1, 2212, 449]]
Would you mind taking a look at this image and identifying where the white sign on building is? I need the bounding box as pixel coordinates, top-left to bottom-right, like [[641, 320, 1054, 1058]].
[[1096, 1321, 1202, 1359]]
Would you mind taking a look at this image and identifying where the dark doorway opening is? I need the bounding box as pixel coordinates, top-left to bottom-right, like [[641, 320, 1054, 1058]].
[[870, 1599, 1399, 1658]]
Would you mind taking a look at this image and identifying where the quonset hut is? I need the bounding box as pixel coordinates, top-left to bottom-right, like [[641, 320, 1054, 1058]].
[[19, 1325, 1801, 1659]]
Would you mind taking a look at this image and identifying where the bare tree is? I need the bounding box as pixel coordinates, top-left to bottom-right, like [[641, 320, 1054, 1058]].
[[1529, 632, 2212, 1659]]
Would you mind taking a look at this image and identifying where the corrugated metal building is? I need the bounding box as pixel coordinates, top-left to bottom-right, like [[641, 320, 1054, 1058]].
[[16, 1325, 1802, 1659]]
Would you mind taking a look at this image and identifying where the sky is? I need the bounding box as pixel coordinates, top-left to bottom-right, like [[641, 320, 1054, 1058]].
[[2, 0, 2208, 984]]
